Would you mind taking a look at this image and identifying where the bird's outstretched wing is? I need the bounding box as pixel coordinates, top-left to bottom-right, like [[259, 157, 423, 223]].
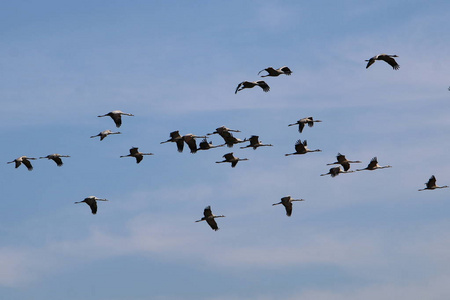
[[382, 56, 400, 70], [130, 147, 139, 155], [294, 139, 306, 153], [280, 66, 292, 75], [366, 57, 376, 69], [111, 114, 122, 127], [235, 82, 244, 94], [257, 81, 270, 92], [22, 159, 33, 171], [52, 156, 63, 166]]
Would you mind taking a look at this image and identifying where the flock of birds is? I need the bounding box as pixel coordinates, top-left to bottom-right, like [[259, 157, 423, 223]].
[[7, 54, 448, 231]]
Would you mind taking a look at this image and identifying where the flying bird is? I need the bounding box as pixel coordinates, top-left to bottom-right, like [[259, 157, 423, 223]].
[[74, 196, 108, 214], [90, 130, 121, 141], [258, 66, 292, 77], [288, 117, 322, 133], [98, 110, 134, 128], [120, 147, 154, 164], [272, 196, 304, 217], [7, 156, 37, 171], [320, 167, 354, 177], [240, 135, 273, 150], [220, 132, 248, 148], [160, 131, 184, 152], [39, 154, 70, 166], [207, 126, 241, 136], [285, 139, 321, 156], [327, 153, 361, 171], [195, 206, 225, 231], [235, 81, 270, 94], [418, 175, 449, 191], [365, 54, 400, 70], [197, 138, 225, 151], [216, 152, 248, 168], [356, 157, 391, 171]]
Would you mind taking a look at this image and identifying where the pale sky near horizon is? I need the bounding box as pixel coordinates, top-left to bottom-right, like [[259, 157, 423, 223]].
[[1, 1, 450, 299]]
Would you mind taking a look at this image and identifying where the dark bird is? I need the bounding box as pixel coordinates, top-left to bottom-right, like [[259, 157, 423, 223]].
[[365, 54, 400, 70], [216, 152, 248, 168], [418, 175, 449, 191], [285, 140, 321, 156], [272, 196, 304, 217], [240, 135, 273, 150], [7, 156, 37, 171], [235, 81, 270, 94], [320, 167, 354, 177], [195, 206, 225, 231], [197, 138, 225, 151], [39, 154, 70, 166], [160, 130, 185, 152], [356, 157, 391, 171], [207, 126, 241, 136], [98, 110, 134, 128], [258, 66, 292, 77], [74, 196, 108, 214], [221, 132, 248, 148], [327, 153, 361, 171], [90, 130, 121, 141], [288, 117, 322, 133], [120, 147, 154, 163]]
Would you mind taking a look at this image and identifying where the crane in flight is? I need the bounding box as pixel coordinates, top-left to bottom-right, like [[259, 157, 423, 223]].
[[195, 206, 225, 231], [98, 110, 134, 128], [74, 196, 108, 214], [272, 196, 304, 217]]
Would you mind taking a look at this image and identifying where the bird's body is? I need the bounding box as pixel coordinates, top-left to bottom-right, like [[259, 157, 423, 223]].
[[39, 154, 70, 166], [235, 81, 270, 94], [272, 196, 304, 217], [356, 157, 391, 171], [74, 196, 108, 214], [197, 138, 224, 151], [240, 135, 273, 150], [365, 54, 399, 70], [216, 152, 248, 168], [120, 147, 154, 163], [98, 110, 134, 128], [320, 167, 354, 177], [7, 156, 37, 171], [285, 139, 321, 156], [418, 175, 449, 191], [258, 66, 292, 77], [90, 130, 121, 141], [288, 117, 322, 133], [327, 153, 361, 171], [195, 206, 225, 231]]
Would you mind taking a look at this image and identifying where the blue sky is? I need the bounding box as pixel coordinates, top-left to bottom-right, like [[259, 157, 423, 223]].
[[1, 1, 450, 299]]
